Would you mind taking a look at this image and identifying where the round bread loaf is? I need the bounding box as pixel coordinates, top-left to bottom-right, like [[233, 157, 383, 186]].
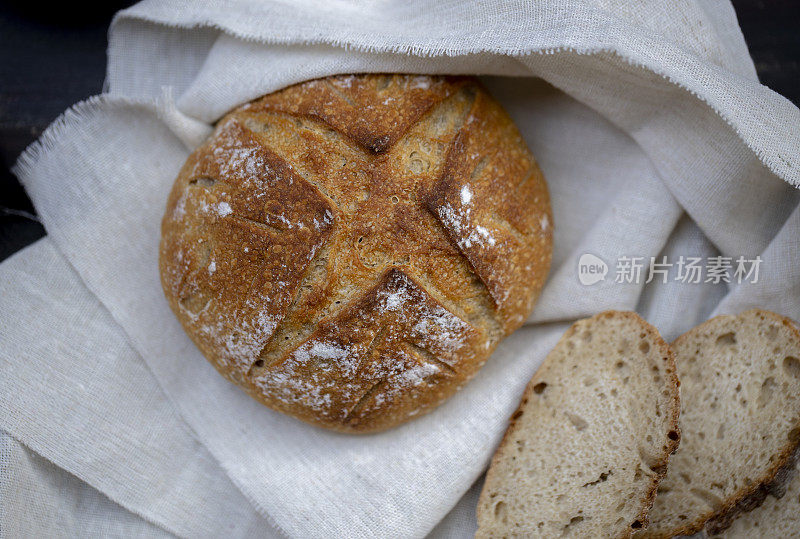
[[159, 74, 552, 432]]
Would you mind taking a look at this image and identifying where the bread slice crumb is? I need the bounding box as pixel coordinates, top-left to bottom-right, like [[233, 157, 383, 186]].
[[477, 311, 680, 538], [640, 309, 800, 537]]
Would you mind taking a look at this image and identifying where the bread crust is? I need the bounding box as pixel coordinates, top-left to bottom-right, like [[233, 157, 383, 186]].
[[476, 311, 681, 538], [644, 309, 800, 538], [159, 74, 552, 432]]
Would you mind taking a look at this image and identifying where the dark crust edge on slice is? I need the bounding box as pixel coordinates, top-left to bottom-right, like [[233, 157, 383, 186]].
[[652, 308, 800, 538]]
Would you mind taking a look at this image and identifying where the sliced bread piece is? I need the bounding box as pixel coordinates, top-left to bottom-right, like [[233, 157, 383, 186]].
[[476, 311, 680, 538], [640, 309, 800, 537], [716, 460, 800, 537]]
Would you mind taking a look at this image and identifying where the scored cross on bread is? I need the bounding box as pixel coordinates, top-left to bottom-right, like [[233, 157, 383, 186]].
[[159, 74, 552, 432]]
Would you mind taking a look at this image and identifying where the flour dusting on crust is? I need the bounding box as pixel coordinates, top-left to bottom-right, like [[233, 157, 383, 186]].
[[158, 74, 552, 431], [162, 117, 336, 375], [436, 200, 497, 249], [254, 269, 477, 421]]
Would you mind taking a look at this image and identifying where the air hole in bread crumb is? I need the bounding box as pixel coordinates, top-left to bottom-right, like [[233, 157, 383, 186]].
[[582, 471, 610, 487], [533, 382, 547, 394], [631, 520, 642, 529], [788, 427, 800, 443], [639, 340, 650, 354], [566, 411, 588, 431], [766, 325, 779, 341], [565, 516, 584, 529], [638, 447, 660, 472], [493, 501, 507, 523], [582, 331, 592, 342], [758, 377, 777, 408], [716, 332, 737, 346], [253, 359, 264, 368], [783, 356, 800, 380]]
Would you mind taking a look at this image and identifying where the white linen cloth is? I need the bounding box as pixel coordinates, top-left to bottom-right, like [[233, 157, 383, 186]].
[[2, 0, 799, 536]]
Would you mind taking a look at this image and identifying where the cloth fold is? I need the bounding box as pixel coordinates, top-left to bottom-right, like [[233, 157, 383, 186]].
[[0, 431, 172, 538], [2, 1, 799, 536], [0, 238, 270, 537]]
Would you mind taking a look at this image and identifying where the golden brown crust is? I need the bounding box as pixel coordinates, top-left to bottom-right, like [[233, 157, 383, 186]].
[[159, 74, 552, 432], [476, 311, 681, 537], [643, 309, 800, 538], [425, 90, 552, 332], [159, 119, 336, 382], [252, 268, 484, 431], [247, 74, 471, 153]]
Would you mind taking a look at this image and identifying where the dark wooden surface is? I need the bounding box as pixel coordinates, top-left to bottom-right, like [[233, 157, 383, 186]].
[[1, 1, 798, 262]]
